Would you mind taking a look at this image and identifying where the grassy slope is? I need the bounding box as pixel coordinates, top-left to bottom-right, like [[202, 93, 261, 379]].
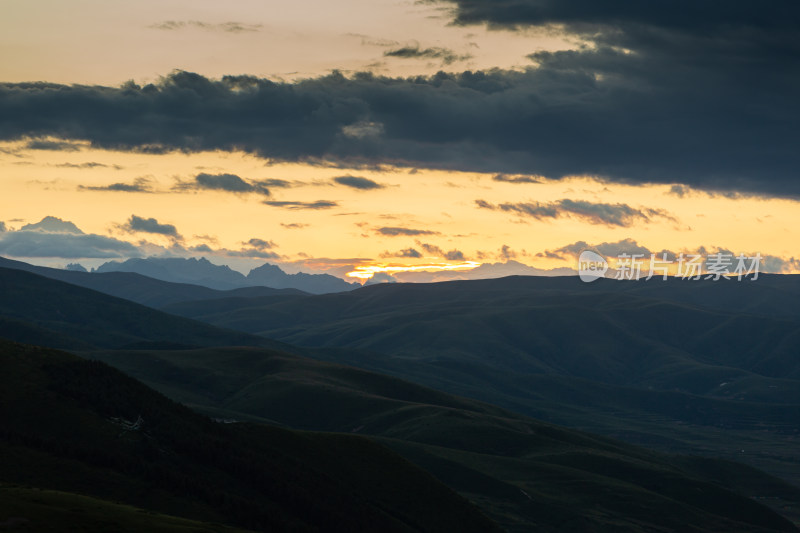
[[0, 340, 499, 533], [159, 277, 800, 488], [88, 345, 800, 532], [0, 484, 252, 533]]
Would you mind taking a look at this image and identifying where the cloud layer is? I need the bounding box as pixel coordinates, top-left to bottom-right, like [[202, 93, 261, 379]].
[[263, 200, 338, 210], [175, 173, 271, 196], [0, 217, 138, 258], [333, 175, 384, 190], [149, 21, 262, 33], [79, 177, 153, 193], [2, 43, 797, 197], [376, 227, 438, 236], [384, 45, 472, 65], [476, 199, 674, 227], [119, 215, 181, 239]]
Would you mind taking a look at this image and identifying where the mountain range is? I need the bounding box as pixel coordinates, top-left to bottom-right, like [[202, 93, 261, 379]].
[[94, 256, 358, 293], [0, 258, 798, 530]]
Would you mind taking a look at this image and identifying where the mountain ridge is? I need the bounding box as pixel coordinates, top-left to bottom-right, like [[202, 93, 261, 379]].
[[95, 256, 358, 293]]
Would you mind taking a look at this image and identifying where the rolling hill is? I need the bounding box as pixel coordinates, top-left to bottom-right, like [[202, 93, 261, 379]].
[[0, 339, 499, 532], [0, 267, 283, 350], [157, 275, 800, 488], [3, 266, 799, 529], [86, 345, 800, 531], [0, 485, 252, 533]]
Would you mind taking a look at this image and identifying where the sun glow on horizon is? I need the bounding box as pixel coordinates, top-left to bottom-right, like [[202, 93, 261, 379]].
[[346, 261, 482, 280]]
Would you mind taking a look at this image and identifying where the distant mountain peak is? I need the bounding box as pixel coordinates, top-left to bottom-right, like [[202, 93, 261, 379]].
[[246, 262, 358, 293], [20, 216, 84, 234], [65, 263, 87, 272], [247, 262, 286, 276]]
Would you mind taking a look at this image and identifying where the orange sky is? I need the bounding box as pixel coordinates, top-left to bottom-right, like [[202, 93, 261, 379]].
[[1, 1, 798, 280], [2, 139, 797, 279]]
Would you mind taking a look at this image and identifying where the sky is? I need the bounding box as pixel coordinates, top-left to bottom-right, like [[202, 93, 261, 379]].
[[1, 0, 799, 281]]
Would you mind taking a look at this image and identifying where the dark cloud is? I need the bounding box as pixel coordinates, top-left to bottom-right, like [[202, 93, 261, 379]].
[[444, 249, 465, 260], [225, 248, 281, 259], [243, 238, 276, 250], [2, 44, 798, 197], [377, 227, 438, 236], [176, 173, 270, 196], [333, 175, 385, 190], [280, 222, 309, 229], [667, 183, 761, 201], [190, 244, 214, 253], [763, 255, 800, 274], [25, 139, 82, 152], [186, 240, 281, 259], [384, 45, 472, 65], [436, 0, 798, 33], [380, 248, 423, 258], [418, 242, 443, 255], [475, 198, 675, 227], [79, 177, 154, 193], [120, 215, 181, 239], [536, 250, 565, 260], [416, 241, 465, 260], [492, 174, 541, 184], [149, 21, 262, 33], [0, 222, 6, 232], [263, 200, 338, 210], [499, 244, 517, 260], [554, 238, 653, 258], [55, 162, 109, 169], [260, 178, 296, 188]]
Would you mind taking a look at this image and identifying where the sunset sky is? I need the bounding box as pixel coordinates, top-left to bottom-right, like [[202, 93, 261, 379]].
[[1, 0, 798, 281]]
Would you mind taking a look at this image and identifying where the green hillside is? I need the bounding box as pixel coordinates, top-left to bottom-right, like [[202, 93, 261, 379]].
[[0, 340, 499, 533], [0, 484, 252, 533], [88, 345, 800, 532]]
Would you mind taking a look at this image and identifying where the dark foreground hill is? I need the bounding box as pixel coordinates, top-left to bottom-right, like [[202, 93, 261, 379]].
[[87, 345, 800, 532], [158, 275, 800, 489], [0, 484, 251, 532], [0, 340, 499, 533]]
